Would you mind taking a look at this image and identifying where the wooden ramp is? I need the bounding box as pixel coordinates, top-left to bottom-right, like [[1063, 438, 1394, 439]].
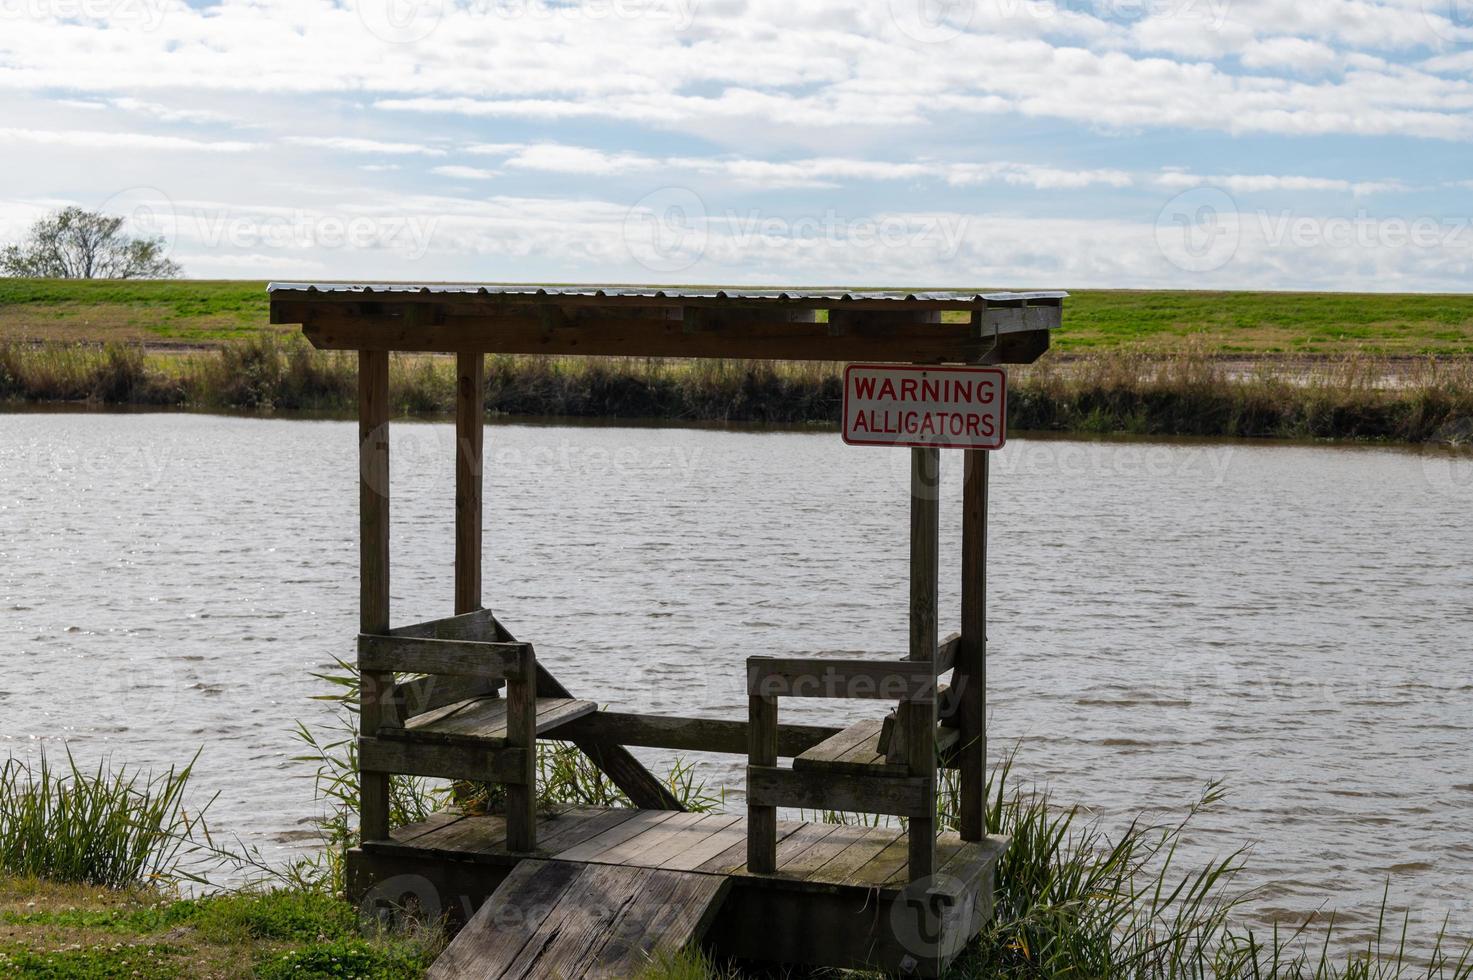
[[426, 858, 731, 980]]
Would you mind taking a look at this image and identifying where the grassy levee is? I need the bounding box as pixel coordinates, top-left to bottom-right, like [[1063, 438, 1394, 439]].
[[3, 279, 1473, 355], [4, 279, 1473, 443]]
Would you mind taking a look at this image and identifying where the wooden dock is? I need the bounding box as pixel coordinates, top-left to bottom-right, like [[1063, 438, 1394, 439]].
[[351, 806, 1008, 977], [270, 285, 1062, 976]]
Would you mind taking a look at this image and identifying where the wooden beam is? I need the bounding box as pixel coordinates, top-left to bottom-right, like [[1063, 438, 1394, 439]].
[[491, 616, 685, 811], [455, 352, 484, 616], [389, 608, 499, 641], [747, 695, 778, 873], [271, 288, 1065, 316], [745, 766, 931, 818], [283, 303, 1057, 364], [504, 647, 537, 852], [357, 635, 529, 679], [747, 657, 941, 701], [905, 447, 940, 881], [358, 737, 527, 784], [957, 450, 989, 841], [358, 349, 392, 843], [557, 711, 842, 758]]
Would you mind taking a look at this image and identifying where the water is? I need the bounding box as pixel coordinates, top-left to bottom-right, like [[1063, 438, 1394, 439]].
[[3, 413, 1470, 944]]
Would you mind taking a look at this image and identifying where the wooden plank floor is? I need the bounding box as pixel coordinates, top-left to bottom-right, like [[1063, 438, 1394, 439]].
[[370, 806, 1005, 895], [426, 859, 730, 980]]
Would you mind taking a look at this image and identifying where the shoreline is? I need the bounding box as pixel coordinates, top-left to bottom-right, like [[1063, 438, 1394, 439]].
[[3, 337, 1472, 446]]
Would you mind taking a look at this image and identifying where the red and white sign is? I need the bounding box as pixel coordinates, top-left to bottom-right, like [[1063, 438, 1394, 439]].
[[842, 364, 1006, 450]]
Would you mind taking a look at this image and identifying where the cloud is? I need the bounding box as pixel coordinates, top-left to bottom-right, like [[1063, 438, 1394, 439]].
[[286, 137, 447, 156], [0, 0, 1464, 289], [1154, 171, 1407, 196], [109, 98, 239, 125], [431, 165, 498, 180], [467, 142, 1136, 190], [0, 127, 257, 153], [1238, 37, 1341, 73], [0, 0, 1469, 144], [502, 144, 661, 175]]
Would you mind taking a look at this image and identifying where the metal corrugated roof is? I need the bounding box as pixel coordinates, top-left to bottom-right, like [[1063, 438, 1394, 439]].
[[266, 282, 1068, 304]]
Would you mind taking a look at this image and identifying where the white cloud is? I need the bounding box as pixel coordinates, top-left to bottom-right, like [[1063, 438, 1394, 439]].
[[431, 165, 498, 180], [502, 144, 660, 175], [1239, 37, 1341, 73], [0, 127, 257, 153], [1155, 172, 1407, 196], [467, 142, 1135, 190], [0, 0, 1468, 144], [110, 98, 238, 125], [286, 137, 447, 156], [0, 0, 1464, 289]]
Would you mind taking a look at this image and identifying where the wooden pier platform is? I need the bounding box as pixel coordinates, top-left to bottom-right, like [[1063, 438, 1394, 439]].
[[351, 806, 1008, 977]]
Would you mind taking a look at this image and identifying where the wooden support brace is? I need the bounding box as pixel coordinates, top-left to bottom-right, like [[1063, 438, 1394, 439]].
[[455, 352, 484, 617], [747, 695, 778, 873], [958, 450, 989, 841], [491, 616, 685, 811], [358, 738, 528, 784], [357, 635, 530, 679], [504, 645, 537, 852], [905, 446, 940, 881], [748, 657, 942, 701], [746, 765, 932, 818], [358, 349, 392, 843], [557, 711, 842, 758]]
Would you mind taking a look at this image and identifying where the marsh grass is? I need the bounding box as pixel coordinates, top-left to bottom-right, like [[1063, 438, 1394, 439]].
[[1011, 348, 1473, 443], [922, 760, 1473, 980], [0, 749, 212, 889], [4, 336, 1471, 444]]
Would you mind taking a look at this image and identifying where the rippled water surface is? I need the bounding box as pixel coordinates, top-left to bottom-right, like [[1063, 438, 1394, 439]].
[[3, 413, 1470, 942]]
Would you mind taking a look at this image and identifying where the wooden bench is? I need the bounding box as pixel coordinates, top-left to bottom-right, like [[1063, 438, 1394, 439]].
[[793, 717, 961, 777], [396, 696, 595, 744], [355, 618, 574, 852], [745, 634, 960, 882]]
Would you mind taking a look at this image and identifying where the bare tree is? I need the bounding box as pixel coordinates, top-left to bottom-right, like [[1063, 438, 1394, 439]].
[[1, 207, 182, 279]]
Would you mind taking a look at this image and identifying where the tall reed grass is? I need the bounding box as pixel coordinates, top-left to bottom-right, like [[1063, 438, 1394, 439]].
[[0, 749, 212, 888], [6, 337, 1470, 444], [925, 759, 1472, 979]]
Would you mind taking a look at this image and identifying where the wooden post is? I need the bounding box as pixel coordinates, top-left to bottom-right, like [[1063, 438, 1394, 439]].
[[454, 353, 484, 616], [359, 349, 392, 843], [958, 450, 989, 841], [505, 646, 537, 852], [747, 693, 778, 873], [905, 447, 939, 881]]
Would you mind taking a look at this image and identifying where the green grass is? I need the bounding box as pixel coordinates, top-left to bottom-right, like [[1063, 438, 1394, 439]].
[[0, 879, 441, 978], [0, 751, 211, 889], [0, 279, 273, 345], [1052, 290, 1473, 354], [2, 279, 1472, 354]]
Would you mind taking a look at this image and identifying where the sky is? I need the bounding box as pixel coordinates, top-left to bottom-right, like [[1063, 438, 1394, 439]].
[[1, 0, 1471, 290]]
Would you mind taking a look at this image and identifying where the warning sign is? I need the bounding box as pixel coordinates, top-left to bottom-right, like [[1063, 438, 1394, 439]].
[[842, 364, 1006, 450]]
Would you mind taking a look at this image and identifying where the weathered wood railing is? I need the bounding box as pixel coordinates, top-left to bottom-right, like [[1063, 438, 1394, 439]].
[[357, 623, 540, 851], [744, 649, 955, 878]]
